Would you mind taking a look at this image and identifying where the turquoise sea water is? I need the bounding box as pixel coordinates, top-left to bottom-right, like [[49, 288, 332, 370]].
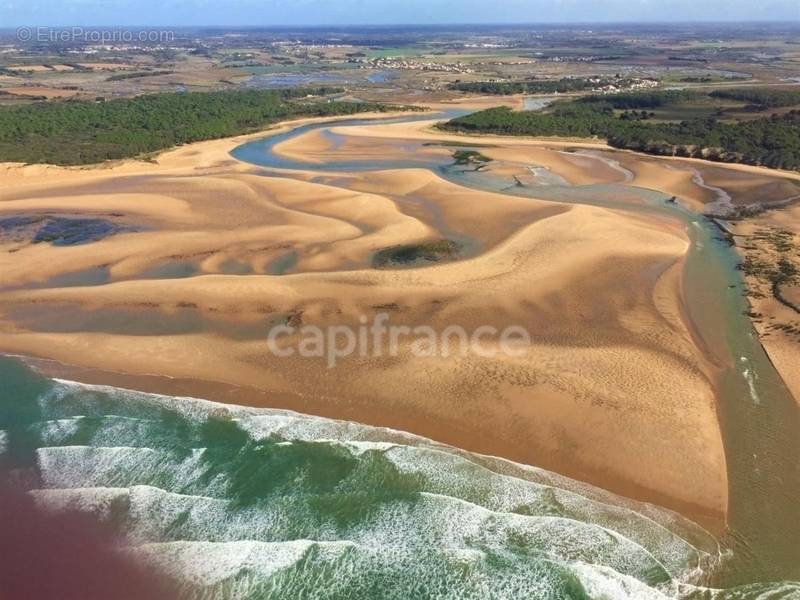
[[4, 356, 800, 599]]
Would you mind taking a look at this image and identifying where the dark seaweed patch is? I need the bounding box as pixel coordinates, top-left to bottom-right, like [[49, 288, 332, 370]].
[[33, 218, 129, 246], [0, 215, 135, 246], [372, 239, 462, 269]]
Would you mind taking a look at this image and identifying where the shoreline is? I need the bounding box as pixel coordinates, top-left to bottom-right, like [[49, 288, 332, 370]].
[[10, 350, 728, 534], [0, 170, 730, 532], [0, 109, 424, 182], [3, 96, 799, 187]]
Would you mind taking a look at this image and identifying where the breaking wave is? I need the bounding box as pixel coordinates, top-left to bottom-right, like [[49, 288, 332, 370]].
[[1, 357, 797, 599]]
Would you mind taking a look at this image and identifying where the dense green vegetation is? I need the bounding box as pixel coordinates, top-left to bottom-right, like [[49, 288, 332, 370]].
[[709, 88, 800, 109], [440, 90, 800, 170], [0, 88, 406, 165], [373, 240, 462, 269], [577, 90, 698, 109], [448, 77, 644, 96], [452, 149, 492, 166]]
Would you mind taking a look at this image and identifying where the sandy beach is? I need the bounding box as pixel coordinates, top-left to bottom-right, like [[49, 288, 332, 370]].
[[3, 105, 798, 529]]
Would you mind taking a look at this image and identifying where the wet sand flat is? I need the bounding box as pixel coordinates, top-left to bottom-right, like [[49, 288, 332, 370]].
[[732, 205, 800, 405]]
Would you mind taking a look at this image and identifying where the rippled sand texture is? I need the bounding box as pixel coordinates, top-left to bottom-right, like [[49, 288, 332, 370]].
[[0, 112, 747, 526]]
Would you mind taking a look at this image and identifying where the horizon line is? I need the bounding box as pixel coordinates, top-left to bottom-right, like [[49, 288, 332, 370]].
[[2, 20, 800, 29]]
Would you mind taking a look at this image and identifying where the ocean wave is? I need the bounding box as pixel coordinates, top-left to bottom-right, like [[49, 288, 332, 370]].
[[29, 433, 711, 579], [124, 537, 689, 600], [29, 380, 720, 570], [130, 539, 358, 588], [29, 486, 130, 522], [2, 363, 796, 599]]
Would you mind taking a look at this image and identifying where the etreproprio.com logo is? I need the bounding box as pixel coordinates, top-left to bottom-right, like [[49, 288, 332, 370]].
[[16, 27, 175, 44]]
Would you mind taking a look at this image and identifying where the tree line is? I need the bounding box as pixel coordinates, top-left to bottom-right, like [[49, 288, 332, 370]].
[[0, 89, 406, 165], [576, 90, 698, 109], [448, 77, 642, 96], [708, 88, 800, 109], [439, 93, 800, 170]]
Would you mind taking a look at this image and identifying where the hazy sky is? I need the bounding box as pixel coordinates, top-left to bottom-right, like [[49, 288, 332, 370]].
[[2, 0, 799, 27]]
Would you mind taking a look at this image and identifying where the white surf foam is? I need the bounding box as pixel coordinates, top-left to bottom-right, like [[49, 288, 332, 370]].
[[129, 539, 356, 587], [27, 376, 728, 597], [29, 486, 129, 521], [740, 357, 761, 405]]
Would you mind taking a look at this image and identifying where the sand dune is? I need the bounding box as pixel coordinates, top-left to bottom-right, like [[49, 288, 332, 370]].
[[8, 109, 786, 528]]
